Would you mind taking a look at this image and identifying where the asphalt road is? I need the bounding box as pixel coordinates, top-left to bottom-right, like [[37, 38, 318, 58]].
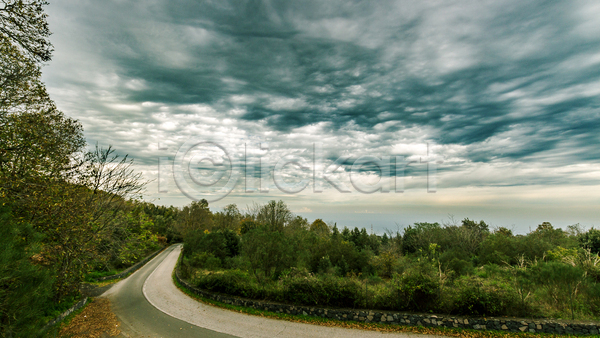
[[103, 244, 234, 338], [103, 244, 444, 338]]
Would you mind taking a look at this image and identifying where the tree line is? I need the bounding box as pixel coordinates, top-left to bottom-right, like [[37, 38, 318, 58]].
[[180, 199, 600, 321]]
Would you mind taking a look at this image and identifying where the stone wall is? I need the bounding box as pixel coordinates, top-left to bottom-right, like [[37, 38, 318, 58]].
[[175, 267, 599, 336]]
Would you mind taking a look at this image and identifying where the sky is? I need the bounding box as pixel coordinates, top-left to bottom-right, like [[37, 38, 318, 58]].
[[42, 0, 600, 234]]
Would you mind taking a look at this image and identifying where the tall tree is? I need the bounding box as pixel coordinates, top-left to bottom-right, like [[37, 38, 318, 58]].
[[256, 200, 292, 231], [0, 0, 53, 63]]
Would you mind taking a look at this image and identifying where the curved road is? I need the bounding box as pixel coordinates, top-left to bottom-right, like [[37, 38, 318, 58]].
[[103, 244, 443, 338]]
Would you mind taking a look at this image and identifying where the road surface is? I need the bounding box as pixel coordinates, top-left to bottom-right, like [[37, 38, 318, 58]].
[[103, 244, 444, 338]]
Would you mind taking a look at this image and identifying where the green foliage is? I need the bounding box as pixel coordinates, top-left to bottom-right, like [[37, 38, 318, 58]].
[[239, 218, 258, 235], [579, 228, 600, 255], [181, 200, 600, 320], [255, 200, 292, 232], [282, 272, 361, 308], [184, 230, 232, 262], [309, 219, 330, 236], [396, 264, 440, 311], [242, 226, 295, 279], [531, 261, 586, 320], [0, 206, 53, 337], [212, 204, 241, 232], [451, 277, 517, 316], [193, 270, 254, 297], [401, 222, 442, 254], [307, 235, 371, 275], [188, 252, 222, 270], [176, 199, 212, 237], [0, 0, 167, 332]]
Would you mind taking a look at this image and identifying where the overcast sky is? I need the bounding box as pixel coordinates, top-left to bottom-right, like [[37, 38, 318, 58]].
[[42, 0, 600, 233]]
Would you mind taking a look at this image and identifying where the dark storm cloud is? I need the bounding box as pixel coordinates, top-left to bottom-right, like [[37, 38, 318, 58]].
[[46, 0, 600, 167]]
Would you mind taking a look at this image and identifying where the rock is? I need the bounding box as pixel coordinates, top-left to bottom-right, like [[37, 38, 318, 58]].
[[519, 326, 528, 332], [502, 325, 509, 330]]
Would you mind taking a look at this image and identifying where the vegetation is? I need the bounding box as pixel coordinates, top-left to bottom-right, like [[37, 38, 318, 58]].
[[0, 2, 173, 336], [180, 200, 600, 321], [174, 275, 589, 338]]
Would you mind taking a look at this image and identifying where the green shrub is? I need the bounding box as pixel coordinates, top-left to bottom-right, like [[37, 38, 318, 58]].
[[586, 283, 600, 315], [397, 265, 440, 312], [282, 273, 361, 308], [184, 230, 229, 261], [452, 277, 516, 316], [531, 261, 586, 319], [193, 270, 254, 297], [188, 252, 222, 270]]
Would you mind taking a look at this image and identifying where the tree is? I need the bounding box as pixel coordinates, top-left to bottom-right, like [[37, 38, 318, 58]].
[[176, 199, 213, 237], [0, 38, 84, 206], [213, 204, 241, 231], [0, 205, 53, 337], [242, 226, 294, 279], [580, 228, 600, 255], [3, 145, 147, 299], [239, 218, 258, 235], [286, 215, 309, 233], [401, 222, 443, 255], [309, 219, 329, 237], [495, 227, 513, 237], [0, 0, 53, 63], [256, 200, 292, 231], [0, 1, 69, 177]]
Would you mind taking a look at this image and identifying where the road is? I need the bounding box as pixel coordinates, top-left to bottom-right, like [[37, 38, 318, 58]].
[[103, 244, 444, 338]]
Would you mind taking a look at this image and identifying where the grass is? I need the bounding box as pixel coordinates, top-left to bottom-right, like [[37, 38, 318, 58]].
[[172, 270, 598, 338]]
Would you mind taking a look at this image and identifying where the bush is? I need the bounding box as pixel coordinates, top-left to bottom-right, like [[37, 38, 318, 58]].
[[440, 249, 473, 276], [188, 252, 222, 270], [397, 264, 440, 312], [282, 273, 361, 308], [586, 283, 600, 316], [193, 270, 254, 298], [452, 277, 517, 316], [531, 261, 586, 319]]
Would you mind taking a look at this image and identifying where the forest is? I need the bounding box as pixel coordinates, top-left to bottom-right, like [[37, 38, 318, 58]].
[[180, 199, 600, 322]]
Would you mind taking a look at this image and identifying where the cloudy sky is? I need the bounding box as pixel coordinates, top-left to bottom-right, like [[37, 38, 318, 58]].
[[42, 0, 600, 233]]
